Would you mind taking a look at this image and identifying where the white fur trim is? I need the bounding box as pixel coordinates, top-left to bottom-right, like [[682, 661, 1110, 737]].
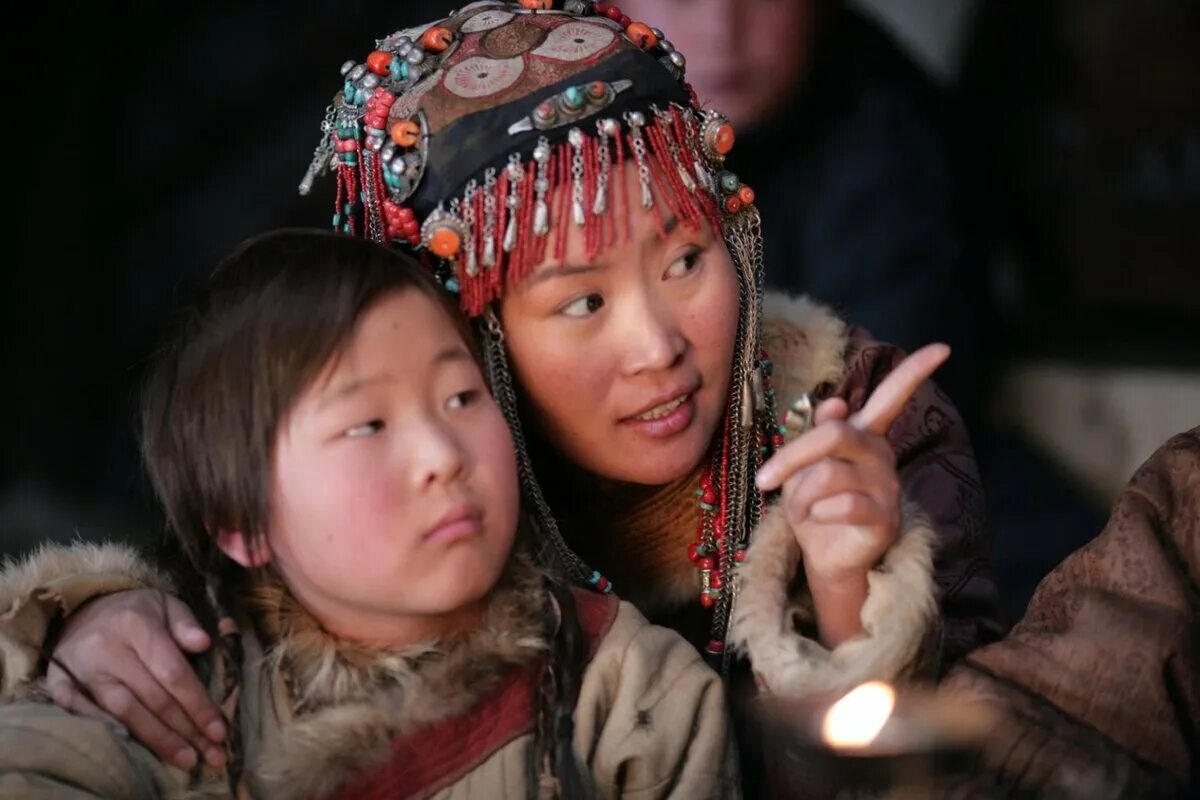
[[0, 541, 172, 697], [762, 292, 849, 400], [730, 499, 937, 698]]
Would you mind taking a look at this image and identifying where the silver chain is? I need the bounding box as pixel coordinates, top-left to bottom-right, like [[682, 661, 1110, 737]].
[[479, 311, 594, 586]]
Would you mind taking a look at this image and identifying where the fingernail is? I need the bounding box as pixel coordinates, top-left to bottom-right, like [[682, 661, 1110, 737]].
[[755, 470, 772, 490], [206, 721, 227, 742], [206, 747, 228, 767], [174, 748, 198, 770]]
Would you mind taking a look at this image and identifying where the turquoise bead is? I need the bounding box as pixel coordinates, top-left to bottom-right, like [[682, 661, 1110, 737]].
[[718, 171, 739, 193], [444, 277, 460, 293], [562, 86, 585, 110]]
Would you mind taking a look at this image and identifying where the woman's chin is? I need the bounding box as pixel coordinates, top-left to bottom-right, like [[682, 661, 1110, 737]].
[[603, 431, 711, 487]]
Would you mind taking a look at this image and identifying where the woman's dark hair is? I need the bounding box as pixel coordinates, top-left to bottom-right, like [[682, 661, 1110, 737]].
[[140, 228, 586, 794]]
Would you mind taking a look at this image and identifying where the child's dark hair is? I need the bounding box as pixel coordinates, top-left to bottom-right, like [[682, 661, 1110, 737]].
[[140, 228, 585, 794]]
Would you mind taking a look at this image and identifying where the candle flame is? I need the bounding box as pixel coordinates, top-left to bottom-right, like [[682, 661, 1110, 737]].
[[822, 681, 896, 748]]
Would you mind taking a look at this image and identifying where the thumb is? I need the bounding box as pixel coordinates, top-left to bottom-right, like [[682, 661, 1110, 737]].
[[165, 596, 211, 653]]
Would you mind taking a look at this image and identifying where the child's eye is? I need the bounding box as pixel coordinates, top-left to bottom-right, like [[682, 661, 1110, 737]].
[[345, 420, 384, 438], [559, 293, 605, 318], [446, 390, 480, 411], [664, 247, 703, 279]]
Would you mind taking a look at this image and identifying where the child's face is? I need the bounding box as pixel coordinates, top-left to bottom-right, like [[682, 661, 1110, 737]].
[[258, 289, 518, 643]]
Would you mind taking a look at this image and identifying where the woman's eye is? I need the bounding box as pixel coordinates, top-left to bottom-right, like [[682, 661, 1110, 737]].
[[560, 293, 605, 318], [446, 390, 481, 411], [345, 420, 384, 438], [665, 247, 703, 279]]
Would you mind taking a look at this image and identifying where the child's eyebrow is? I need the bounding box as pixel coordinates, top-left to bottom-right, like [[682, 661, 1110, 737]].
[[434, 345, 474, 365], [316, 347, 473, 410], [316, 374, 390, 410]]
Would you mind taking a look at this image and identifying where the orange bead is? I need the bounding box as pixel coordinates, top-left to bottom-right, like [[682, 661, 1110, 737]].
[[429, 227, 462, 258], [366, 50, 393, 75], [714, 122, 735, 155], [519, 0, 552, 8], [625, 21, 658, 50], [389, 119, 421, 148], [737, 185, 756, 205], [421, 26, 453, 52]]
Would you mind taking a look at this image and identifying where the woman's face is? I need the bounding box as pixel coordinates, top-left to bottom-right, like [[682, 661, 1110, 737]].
[[500, 162, 741, 486]]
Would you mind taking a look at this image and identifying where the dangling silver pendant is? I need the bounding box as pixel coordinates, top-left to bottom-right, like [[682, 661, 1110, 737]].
[[593, 118, 616, 215], [625, 111, 654, 210], [532, 137, 551, 237], [503, 154, 524, 253], [481, 167, 498, 268], [462, 180, 480, 278], [569, 127, 586, 226]]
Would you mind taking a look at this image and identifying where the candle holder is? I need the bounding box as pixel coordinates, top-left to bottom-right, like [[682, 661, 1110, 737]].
[[752, 681, 998, 799]]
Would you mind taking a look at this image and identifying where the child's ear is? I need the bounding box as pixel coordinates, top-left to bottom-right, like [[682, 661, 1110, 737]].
[[215, 530, 272, 568]]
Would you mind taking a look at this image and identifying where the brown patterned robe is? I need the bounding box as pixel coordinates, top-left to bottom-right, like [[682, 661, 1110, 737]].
[[939, 426, 1200, 797]]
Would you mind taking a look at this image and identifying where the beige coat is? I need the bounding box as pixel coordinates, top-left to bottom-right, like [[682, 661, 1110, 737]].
[[0, 550, 738, 799]]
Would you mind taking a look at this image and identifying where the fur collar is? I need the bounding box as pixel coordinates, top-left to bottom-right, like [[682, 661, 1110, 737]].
[[245, 554, 550, 799], [761, 292, 850, 401]]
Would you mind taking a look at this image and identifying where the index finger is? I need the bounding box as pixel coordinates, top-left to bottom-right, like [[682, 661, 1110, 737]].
[[851, 344, 950, 436]]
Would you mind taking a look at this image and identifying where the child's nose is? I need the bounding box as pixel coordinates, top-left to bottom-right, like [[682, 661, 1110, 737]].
[[409, 420, 467, 488]]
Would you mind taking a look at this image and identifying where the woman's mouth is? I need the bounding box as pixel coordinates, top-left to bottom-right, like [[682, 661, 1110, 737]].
[[622, 392, 696, 438], [634, 394, 689, 421]]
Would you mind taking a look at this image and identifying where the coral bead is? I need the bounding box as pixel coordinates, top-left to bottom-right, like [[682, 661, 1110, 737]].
[[723, 195, 742, 214], [625, 21, 658, 50], [737, 185, 756, 205], [428, 227, 462, 258], [714, 122, 736, 155], [519, 0, 552, 8], [366, 50, 393, 75], [389, 119, 420, 147], [421, 26, 453, 52]]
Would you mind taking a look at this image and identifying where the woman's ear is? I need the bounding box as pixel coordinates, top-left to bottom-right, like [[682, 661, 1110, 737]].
[[215, 529, 272, 568]]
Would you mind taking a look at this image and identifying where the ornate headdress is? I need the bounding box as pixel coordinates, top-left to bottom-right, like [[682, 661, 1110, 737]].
[[301, 0, 782, 669]]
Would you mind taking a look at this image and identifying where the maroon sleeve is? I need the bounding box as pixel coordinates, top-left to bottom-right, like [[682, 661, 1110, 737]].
[[816, 330, 1005, 666]]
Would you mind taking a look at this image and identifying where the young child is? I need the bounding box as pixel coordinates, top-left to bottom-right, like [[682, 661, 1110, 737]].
[[0, 230, 736, 799]]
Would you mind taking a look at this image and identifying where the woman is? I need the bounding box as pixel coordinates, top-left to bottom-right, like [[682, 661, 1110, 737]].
[[0, 0, 999, 778]]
